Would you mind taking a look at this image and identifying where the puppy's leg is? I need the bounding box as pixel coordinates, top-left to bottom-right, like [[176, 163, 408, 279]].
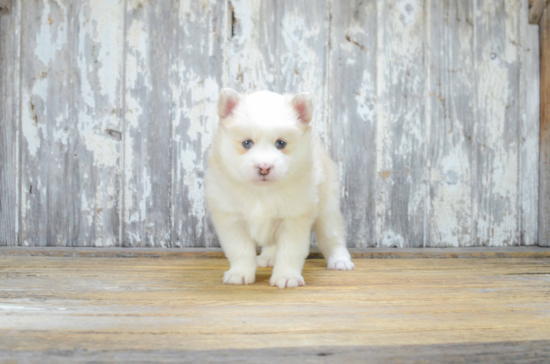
[[257, 244, 277, 268], [314, 199, 354, 271], [211, 210, 256, 284], [270, 217, 312, 289]]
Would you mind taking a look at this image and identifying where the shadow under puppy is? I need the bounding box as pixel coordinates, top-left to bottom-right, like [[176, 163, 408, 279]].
[[205, 89, 354, 289]]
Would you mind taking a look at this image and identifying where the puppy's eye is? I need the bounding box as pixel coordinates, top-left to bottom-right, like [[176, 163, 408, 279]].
[[275, 140, 286, 149], [242, 140, 254, 149]]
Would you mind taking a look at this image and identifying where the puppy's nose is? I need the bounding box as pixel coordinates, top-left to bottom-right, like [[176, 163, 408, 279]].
[[258, 164, 272, 176]]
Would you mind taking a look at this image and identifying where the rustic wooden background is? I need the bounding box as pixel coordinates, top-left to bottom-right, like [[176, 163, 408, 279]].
[[0, 0, 542, 248]]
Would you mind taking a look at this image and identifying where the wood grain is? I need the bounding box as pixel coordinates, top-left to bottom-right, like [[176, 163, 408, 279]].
[[426, 0, 475, 247], [72, 0, 124, 247], [2, 340, 549, 363], [2, 246, 550, 259], [528, 0, 548, 24], [376, 0, 426, 247], [18, 0, 124, 247], [328, 0, 377, 248], [539, 7, 550, 247], [1, 256, 549, 360], [520, 0, 541, 246], [19, 0, 74, 246], [473, 0, 521, 246], [0, 0, 20, 246], [123, 0, 175, 247]]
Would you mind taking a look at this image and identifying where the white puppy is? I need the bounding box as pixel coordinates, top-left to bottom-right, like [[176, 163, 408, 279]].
[[205, 89, 354, 289]]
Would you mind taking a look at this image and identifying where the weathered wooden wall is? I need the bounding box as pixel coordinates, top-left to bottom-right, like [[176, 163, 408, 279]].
[[0, 0, 541, 248], [539, 4, 550, 247]]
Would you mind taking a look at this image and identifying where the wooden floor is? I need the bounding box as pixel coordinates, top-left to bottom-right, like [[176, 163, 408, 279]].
[[1, 253, 550, 363]]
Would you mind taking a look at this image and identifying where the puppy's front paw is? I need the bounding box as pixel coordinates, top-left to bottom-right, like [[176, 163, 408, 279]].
[[327, 257, 355, 271], [223, 268, 255, 285], [256, 255, 275, 268], [270, 272, 305, 289]]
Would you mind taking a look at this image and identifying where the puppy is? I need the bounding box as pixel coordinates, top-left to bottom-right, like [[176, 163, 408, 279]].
[[205, 89, 354, 289]]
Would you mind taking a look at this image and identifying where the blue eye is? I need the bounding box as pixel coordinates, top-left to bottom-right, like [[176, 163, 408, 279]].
[[275, 140, 286, 149], [242, 140, 254, 149]]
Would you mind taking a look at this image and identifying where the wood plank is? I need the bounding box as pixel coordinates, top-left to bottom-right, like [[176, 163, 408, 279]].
[[170, 0, 225, 247], [375, 0, 426, 247], [426, 1, 475, 247], [2, 340, 549, 364], [19, 0, 124, 247], [473, 0, 521, 246], [540, 7, 550, 247], [520, 0, 541, 245], [2, 247, 550, 259], [223, 0, 279, 92], [19, 0, 74, 246], [0, 256, 549, 360], [528, 0, 548, 24], [123, 1, 175, 247], [0, 0, 20, 246], [72, 0, 124, 246], [328, 0, 376, 248]]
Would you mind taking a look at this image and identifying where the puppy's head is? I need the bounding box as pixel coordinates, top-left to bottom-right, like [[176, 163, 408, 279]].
[[216, 89, 313, 185]]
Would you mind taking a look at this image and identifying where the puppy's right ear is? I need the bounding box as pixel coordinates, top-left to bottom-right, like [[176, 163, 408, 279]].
[[218, 88, 241, 121]]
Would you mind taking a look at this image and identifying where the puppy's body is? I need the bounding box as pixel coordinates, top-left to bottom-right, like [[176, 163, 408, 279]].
[[205, 90, 354, 288]]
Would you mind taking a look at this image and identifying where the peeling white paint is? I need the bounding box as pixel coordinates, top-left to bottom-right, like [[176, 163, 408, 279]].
[[9, 0, 539, 248], [355, 70, 375, 123], [85, 134, 118, 167], [21, 99, 41, 157], [35, 1, 68, 67], [381, 229, 405, 248], [226, 0, 274, 90], [89, 0, 123, 106]]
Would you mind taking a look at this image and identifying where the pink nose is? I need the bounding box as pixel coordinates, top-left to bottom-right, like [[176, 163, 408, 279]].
[[258, 164, 272, 176]]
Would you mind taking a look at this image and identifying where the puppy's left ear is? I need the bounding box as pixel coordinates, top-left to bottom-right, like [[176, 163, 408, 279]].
[[290, 93, 313, 124]]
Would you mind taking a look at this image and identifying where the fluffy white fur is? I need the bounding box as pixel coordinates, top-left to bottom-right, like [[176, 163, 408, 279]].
[[205, 89, 354, 289]]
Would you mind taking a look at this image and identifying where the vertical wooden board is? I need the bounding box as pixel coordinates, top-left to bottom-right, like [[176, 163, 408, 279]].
[[19, 0, 75, 246], [171, 0, 225, 247], [19, 0, 123, 247], [124, 0, 175, 247], [473, 0, 521, 246], [539, 7, 550, 247], [223, 0, 278, 92], [519, 0, 540, 245], [375, 0, 426, 247], [328, 0, 377, 248], [426, 1, 475, 247], [0, 2, 21, 246], [71, 0, 124, 246]]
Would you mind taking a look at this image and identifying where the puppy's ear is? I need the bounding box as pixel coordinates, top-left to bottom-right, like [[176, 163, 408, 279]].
[[218, 88, 241, 121], [290, 92, 313, 124]]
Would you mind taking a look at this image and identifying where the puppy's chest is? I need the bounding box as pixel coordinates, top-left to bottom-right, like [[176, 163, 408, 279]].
[[245, 202, 280, 245]]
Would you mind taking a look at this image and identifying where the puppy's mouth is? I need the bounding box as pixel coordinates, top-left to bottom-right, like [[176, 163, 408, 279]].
[[254, 176, 274, 183]]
